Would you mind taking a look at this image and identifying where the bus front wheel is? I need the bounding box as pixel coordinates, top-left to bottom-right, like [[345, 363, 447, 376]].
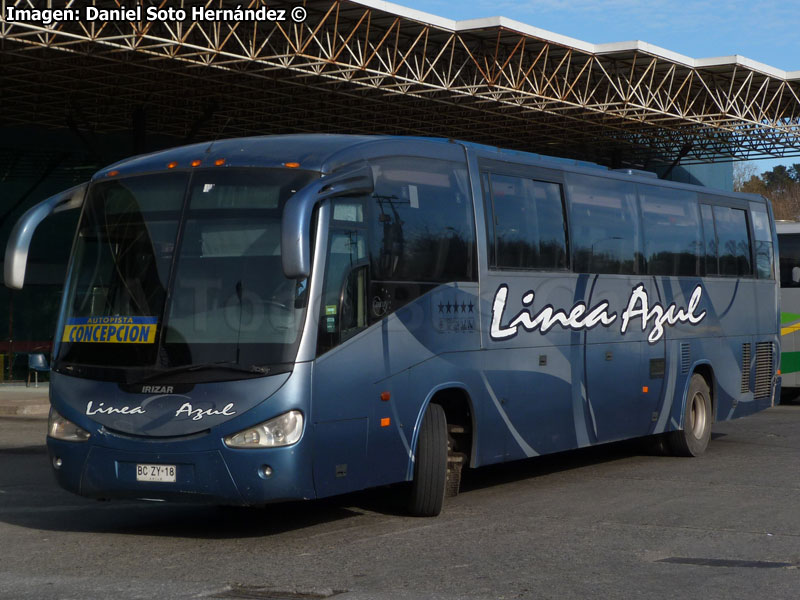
[[668, 373, 712, 457], [408, 403, 448, 517]]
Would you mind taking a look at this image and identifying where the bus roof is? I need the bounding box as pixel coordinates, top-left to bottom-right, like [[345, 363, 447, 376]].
[[776, 221, 800, 234], [94, 134, 767, 203], [97, 134, 591, 178]]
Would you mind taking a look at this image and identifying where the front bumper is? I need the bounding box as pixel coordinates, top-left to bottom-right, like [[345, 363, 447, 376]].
[[48, 434, 316, 506]]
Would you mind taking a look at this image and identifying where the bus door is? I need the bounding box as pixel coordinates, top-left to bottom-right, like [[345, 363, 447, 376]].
[[584, 276, 663, 443], [567, 173, 664, 443], [479, 167, 580, 458]]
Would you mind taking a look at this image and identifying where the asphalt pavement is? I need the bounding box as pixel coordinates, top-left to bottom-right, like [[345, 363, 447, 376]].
[[0, 403, 798, 599]]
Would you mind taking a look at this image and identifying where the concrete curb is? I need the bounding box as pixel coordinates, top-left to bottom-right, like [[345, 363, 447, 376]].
[[0, 385, 50, 419], [0, 404, 50, 418]]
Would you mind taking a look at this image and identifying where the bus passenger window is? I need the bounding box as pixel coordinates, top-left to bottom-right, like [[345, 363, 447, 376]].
[[368, 157, 477, 312], [700, 204, 718, 276], [750, 203, 774, 280], [567, 174, 641, 275], [639, 186, 701, 276], [485, 174, 567, 270], [713, 206, 751, 277]]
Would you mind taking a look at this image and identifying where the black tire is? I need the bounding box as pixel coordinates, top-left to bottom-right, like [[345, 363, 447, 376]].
[[668, 373, 712, 457], [643, 433, 671, 456], [408, 403, 448, 517]]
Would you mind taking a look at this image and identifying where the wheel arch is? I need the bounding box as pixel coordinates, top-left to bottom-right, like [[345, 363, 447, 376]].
[[406, 382, 476, 480]]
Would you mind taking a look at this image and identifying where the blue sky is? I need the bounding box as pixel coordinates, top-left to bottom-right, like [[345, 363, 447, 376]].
[[395, 0, 799, 175]]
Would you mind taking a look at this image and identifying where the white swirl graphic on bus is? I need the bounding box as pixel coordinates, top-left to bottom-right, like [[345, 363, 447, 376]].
[[491, 284, 706, 343]]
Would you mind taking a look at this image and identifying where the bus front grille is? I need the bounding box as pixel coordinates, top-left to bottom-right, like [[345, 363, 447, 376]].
[[754, 342, 774, 399]]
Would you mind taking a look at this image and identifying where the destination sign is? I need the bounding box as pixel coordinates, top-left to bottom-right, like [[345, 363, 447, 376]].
[[62, 316, 158, 344]]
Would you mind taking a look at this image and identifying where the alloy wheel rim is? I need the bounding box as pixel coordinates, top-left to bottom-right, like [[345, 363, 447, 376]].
[[690, 391, 707, 439]]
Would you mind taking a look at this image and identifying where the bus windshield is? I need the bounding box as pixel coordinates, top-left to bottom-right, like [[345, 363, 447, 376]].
[[56, 168, 318, 381]]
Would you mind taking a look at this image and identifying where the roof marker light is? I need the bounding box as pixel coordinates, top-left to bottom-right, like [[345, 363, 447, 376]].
[[214, 158, 226, 166], [284, 162, 300, 168], [167, 161, 178, 169], [191, 159, 202, 167], [107, 170, 119, 177]]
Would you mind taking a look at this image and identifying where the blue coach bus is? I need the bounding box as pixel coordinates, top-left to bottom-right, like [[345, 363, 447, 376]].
[[4, 135, 780, 516]]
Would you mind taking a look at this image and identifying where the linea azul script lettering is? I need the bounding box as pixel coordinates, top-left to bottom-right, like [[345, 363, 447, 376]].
[[86, 401, 236, 421], [175, 402, 236, 421], [491, 284, 706, 343]]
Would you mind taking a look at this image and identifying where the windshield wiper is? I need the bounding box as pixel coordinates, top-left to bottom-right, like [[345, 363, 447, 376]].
[[133, 362, 269, 384]]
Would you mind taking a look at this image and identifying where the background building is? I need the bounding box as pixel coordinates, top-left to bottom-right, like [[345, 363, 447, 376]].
[[1, 0, 799, 377]]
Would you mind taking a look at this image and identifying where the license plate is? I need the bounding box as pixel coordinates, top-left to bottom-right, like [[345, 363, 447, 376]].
[[136, 464, 176, 483]]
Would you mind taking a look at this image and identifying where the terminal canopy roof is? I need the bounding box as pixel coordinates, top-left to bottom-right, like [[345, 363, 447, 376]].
[[1, 0, 799, 176]]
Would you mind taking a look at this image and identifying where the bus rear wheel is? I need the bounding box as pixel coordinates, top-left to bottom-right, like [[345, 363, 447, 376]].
[[408, 403, 448, 517], [668, 373, 712, 457]]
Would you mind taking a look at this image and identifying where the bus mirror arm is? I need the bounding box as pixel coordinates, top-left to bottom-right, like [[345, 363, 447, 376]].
[[281, 164, 373, 279], [4, 182, 88, 290]]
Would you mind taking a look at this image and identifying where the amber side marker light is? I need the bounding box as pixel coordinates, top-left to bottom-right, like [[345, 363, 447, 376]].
[[107, 170, 119, 177], [380, 418, 391, 427], [380, 391, 391, 402], [167, 161, 178, 169], [777, 369, 781, 375], [642, 386, 649, 393], [214, 158, 226, 166], [284, 162, 300, 168], [191, 159, 202, 167]]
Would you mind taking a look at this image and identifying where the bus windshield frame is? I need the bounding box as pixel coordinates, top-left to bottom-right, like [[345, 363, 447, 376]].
[[55, 167, 319, 383]]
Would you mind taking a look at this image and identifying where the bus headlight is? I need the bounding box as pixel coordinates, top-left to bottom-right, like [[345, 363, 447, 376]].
[[224, 410, 303, 448], [48, 408, 90, 442]]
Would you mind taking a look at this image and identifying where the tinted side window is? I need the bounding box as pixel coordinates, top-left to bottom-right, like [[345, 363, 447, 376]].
[[639, 186, 701, 276], [568, 174, 641, 274], [369, 157, 476, 285], [750, 203, 774, 280], [365, 157, 477, 322], [714, 206, 752, 276], [778, 233, 800, 287], [485, 173, 567, 270], [700, 204, 718, 276]]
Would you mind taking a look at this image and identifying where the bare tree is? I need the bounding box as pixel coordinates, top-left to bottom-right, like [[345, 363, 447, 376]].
[[733, 162, 759, 192]]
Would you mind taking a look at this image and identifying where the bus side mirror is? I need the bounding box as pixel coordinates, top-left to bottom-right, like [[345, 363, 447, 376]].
[[4, 183, 88, 290], [281, 164, 373, 279]]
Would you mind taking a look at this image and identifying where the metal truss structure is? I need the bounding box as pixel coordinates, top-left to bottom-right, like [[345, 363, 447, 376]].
[[2, 0, 800, 171]]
